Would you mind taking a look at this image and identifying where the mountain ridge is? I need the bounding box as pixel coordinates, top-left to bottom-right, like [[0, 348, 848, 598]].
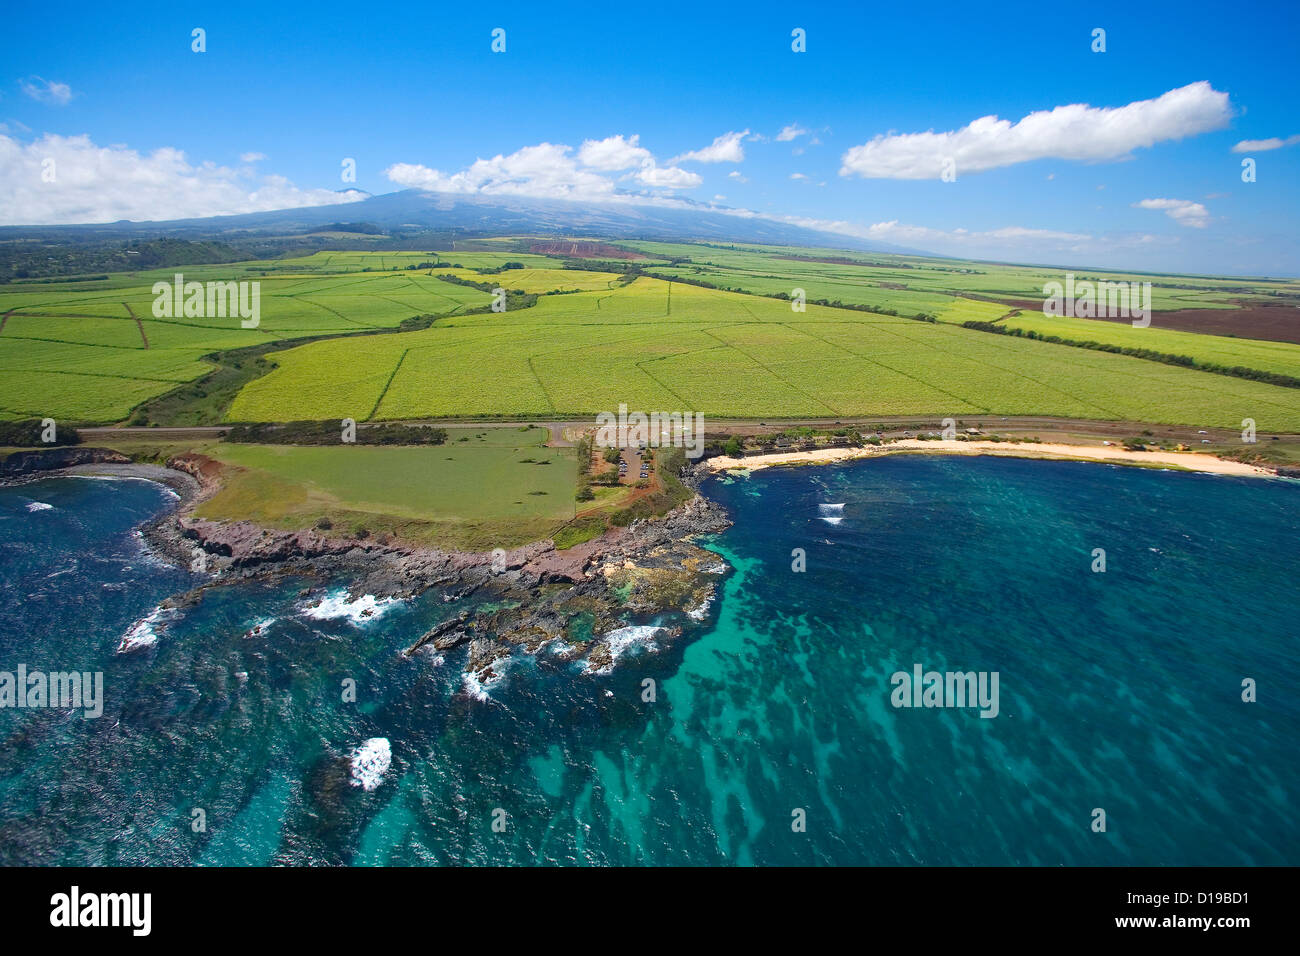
[[0, 189, 925, 255]]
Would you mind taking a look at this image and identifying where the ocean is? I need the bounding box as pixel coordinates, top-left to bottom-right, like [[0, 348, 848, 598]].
[[1, 455, 1296, 865]]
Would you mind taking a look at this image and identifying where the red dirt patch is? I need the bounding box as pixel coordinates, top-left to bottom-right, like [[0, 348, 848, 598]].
[[1094, 302, 1300, 345], [980, 295, 1300, 344], [167, 452, 224, 489]]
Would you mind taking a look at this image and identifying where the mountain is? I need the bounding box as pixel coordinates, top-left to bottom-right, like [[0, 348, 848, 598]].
[[0, 190, 924, 255]]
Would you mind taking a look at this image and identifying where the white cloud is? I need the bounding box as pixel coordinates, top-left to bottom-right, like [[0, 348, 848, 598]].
[[240, 152, 267, 163], [1133, 197, 1210, 228], [0, 133, 365, 225], [637, 164, 702, 188], [387, 143, 613, 198], [858, 220, 1091, 245], [776, 124, 808, 142], [671, 129, 749, 164], [1231, 134, 1300, 153], [840, 82, 1232, 180], [728, 170, 747, 182], [388, 138, 703, 200], [790, 172, 807, 180], [577, 134, 652, 170], [19, 76, 73, 106]]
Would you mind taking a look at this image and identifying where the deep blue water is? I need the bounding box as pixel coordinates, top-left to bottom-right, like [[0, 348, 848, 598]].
[[0, 458, 1296, 865]]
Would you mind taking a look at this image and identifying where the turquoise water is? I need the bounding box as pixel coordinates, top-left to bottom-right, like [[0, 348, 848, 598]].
[[0, 458, 1296, 865]]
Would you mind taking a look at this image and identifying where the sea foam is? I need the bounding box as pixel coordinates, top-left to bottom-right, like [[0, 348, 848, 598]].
[[587, 624, 668, 674], [349, 738, 391, 791], [302, 590, 398, 625], [117, 606, 168, 653]]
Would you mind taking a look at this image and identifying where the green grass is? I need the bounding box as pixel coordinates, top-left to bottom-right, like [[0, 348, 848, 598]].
[[992, 310, 1300, 378], [626, 239, 1300, 313], [197, 431, 577, 550], [6, 244, 1300, 432], [0, 257, 491, 422], [229, 273, 1300, 431]]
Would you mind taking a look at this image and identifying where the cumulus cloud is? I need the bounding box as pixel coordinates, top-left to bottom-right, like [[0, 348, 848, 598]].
[[1133, 197, 1210, 228], [840, 82, 1232, 180], [240, 151, 267, 162], [385, 138, 1175, 265], [638, 164, 702, 188], [387, 138, 703, 200], [576, 134, 652, 170], [776, 124, 808, 142], [0, 133, 365, 225], [1231, 134, 1300, 153], [19, 76, 73, 106], [728, 171, 747, 182], [671, 129, 749, 164], [387, 143, 613, 198]]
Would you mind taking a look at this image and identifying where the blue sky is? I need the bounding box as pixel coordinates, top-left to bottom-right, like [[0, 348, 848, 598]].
[[2, 0, 1298, 274]]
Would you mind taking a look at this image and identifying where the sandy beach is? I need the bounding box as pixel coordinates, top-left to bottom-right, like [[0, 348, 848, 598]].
[[705, 439, 1276, 478]]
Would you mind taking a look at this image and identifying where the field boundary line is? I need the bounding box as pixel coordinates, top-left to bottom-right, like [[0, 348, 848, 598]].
[[367, 348, 412, 421], [0, 334, 148, 350], [700, 328, 841, 416], [10, 311, 134, 320], [124, 302, 149, 349], [0, 367, 182, 384], [792, 321, 990, 413], [633, 346, 727, 407], [295, 295, 381, 328], [526, 356, 558, 414], [897, 323, 1122, 418], [973, 331, 1300, 414]]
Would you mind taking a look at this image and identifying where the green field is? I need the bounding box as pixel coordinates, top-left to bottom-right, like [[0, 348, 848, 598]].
[[230, 272, 1300, 431], [0, 255, 492, 421], [626, 240, 1300, 315], [987, 310, 1300, 377], [197, 426, 576, 549], [3, 243, 1299, 431]]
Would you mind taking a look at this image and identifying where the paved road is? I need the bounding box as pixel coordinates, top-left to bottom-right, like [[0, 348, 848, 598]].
[[78, 416, 1300, 445]]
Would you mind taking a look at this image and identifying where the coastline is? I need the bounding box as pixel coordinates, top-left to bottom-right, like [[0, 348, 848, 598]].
[[1, 431, 1279, 681], [704, 439, 1278, 478], [2, 451, 734, 682]]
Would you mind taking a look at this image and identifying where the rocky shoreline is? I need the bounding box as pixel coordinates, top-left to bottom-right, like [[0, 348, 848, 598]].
[[4, 448, 734, 683]]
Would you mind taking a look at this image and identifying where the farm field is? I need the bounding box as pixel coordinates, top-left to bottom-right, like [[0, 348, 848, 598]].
[[0, 259, 492, 421], [3, 243, 1299, 430], [626, 240, 1300, 306], [229, 270, 1300, 431], [629, 241, 1300, 344], [198, 426, 576, 550], [993, 309, 1300, 378]]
